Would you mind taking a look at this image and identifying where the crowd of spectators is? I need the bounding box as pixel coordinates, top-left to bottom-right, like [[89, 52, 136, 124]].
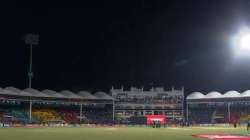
[[0, 105, 113, 125], [188, 105, 250, 125]]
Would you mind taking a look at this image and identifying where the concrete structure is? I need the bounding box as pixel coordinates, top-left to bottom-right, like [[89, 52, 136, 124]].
[[110, 86, 184, 121]]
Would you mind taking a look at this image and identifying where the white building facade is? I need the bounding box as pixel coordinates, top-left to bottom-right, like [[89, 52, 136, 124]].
[[110, 86, 184, 121]]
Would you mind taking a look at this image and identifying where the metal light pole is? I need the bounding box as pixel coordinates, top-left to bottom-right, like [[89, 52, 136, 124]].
[[80, 103, 83, 122], [24, 34, 39, 123], [28, 43, 33, 88], [186, 103, 189, 123], [24, 34, 39, 88]]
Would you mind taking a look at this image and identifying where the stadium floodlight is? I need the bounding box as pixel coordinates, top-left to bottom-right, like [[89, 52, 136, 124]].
[[24, 34, 39, 88], [232, 27, 250, 58], [238, 33, 250, 51]]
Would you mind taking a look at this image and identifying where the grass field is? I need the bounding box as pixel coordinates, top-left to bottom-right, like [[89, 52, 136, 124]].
[[0, 127, 248, 140]]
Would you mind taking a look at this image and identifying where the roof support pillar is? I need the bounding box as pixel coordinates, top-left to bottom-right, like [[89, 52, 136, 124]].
[[112, 100, 115, 123], [228, 102, 231, 123], [80, 103, 83, 123], [29, 100, 32, 123], [186, 103, 189, 123]]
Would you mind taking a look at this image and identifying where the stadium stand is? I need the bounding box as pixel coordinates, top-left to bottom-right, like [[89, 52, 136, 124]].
[[0, 108, 29, 124], [58, 108, 79, 124], [0, 88, 115, 126], [32, 108, 61, 123], [0, 86, 185, 126], [187, 91, 250, 125], [82, 107, 113, 124]]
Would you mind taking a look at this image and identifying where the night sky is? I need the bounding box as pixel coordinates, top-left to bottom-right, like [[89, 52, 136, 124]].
[[1, 0, 250, 94]]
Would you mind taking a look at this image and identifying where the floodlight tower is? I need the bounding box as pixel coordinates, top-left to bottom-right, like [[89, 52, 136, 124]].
[[24, 34, 39, 123], [24, 34, 39, 88]]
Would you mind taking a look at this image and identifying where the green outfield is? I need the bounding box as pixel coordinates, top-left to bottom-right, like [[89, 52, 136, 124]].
[[0, 127, 248, 140]]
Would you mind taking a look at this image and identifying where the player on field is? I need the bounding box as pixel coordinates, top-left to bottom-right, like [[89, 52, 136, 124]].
[[247, 119, 250, 131]]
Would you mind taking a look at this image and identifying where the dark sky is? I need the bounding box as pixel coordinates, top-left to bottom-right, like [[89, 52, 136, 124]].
[[1, 0, 250, 94]]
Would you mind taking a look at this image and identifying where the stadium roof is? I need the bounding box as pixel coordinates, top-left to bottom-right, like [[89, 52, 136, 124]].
[[42, 89, 66, 98], [223, 91, 240, 98], [77, 91, 98, 100], [94, 92, 114, 100], [186, 92, 205, 99], [206, 91, 222, 98], [187, 90, 250, 100], [5, 87, 22, 93], [24, 88, 51, 98], [60, 90, 83, 99], [0, 88, 17, 96], [242, 90, 250, 97], [0, 87, 113, 101], [5, 87, 34, 97]]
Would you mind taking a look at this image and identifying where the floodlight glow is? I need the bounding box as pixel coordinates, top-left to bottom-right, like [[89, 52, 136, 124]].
[[232, 27, 250, 58], [239, 33, 250, 51]]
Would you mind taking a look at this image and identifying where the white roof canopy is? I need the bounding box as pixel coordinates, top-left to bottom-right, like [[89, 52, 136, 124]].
[[24, 88, 51, 97], [5, 87, 33, 97], [242, 90, 250, 97], [0, 87, 113, 100], [187, 90, 250, 100], [206, 91, 222, 98], [186, 92, 205, 99], [223, 91, 240, 98], [77, 91, 97, 100], [94, 91, 114, 100], [60, 90, 83, 99], [42, 89, 66, 98]]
